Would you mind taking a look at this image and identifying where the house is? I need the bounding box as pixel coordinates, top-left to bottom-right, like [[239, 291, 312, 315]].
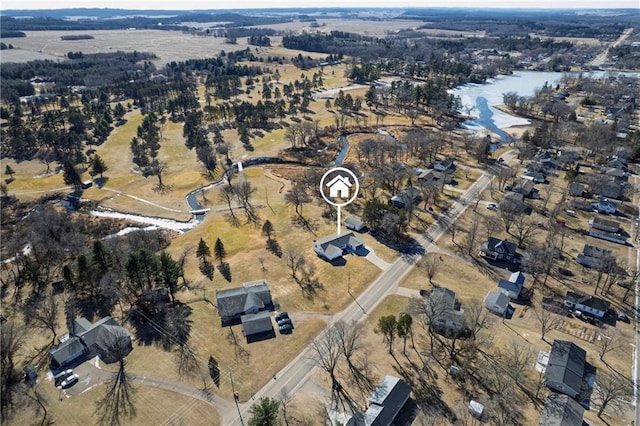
[[480, 237, 520, 264], [326, 175, 353, 199], [577, 244, 613, 268], [499, 192, 527, 213], [49, 316, 132, 368], [425, 287, 466, 336], [523, 171, 546, 184], [216, 281, 273, 324], [588, 217, 627, 244], [344, 216, 366, 232], [556, 151, 581, 168], [314, 232, 365, 261], [417, 169, 453, 185], [433, 157, 455, 173], [544, 340, 586, 399], [592, 180, 622, 199], [327, 376, 412, 426], [240, 311, 274, 342], [498, 271, 526, 299], [604, 168, 625, 179], [365, 376, 412, 426], [539, 392, 585, 426], [589, 217, 620, 233], [591, 199, 617, 214], [390, 186, 421, 208], [569, 199, 592, 211], [512, 178, 536, 197], [564, 291, 610, 319], [484, 290, 510, 316], [568, 182, 586, 197]]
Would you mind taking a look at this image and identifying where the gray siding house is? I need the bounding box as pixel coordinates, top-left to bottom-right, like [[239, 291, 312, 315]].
[[544, 340, 586, 399]]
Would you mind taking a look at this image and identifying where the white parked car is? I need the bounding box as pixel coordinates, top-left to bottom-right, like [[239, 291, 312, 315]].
[[54, 369, 73, 384], [60, 373, 79, 389]]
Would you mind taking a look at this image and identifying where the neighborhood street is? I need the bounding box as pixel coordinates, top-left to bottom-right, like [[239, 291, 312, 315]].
[[228, 150, 517, 425]]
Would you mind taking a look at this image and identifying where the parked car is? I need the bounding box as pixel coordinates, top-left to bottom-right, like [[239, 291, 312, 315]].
[[558, 267, 573, 277], [618, 310, 629, 322], [54, 369, 74, 385], [60, 373, 79, 389], [487, 203, 497, 210], [278, 324, 293, 334], [274, 311, 289, 321], [277, 317, 292, 326]]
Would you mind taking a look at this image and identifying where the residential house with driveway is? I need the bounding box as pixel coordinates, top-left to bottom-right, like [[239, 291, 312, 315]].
[[314, 232, 365, 261], [49, 316, 132, 368], [544, 340, 586, 399], [480, 237, 520, 264], [591, 199, 617, 214], [498, 271, 526, 300], [216, 280, 274, 324], [563, 291, 610, 319], [433, 157, 455, 173], [588, 217, 627, 244]]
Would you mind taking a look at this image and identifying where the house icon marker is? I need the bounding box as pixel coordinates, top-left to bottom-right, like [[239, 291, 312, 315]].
[[325, 175, 352, 199]]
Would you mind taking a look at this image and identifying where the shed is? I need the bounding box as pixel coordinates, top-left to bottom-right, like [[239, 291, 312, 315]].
[[344, 216, 365, 232]]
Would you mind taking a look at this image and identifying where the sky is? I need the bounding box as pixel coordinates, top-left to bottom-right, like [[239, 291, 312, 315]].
[[2, 0, 639, 10]]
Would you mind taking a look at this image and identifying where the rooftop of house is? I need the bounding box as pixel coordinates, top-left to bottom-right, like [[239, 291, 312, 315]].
[[216, 281, 272, 318], [539, 392, 585, 426], [565, 291, 610, 313], [482, 237, 518, 255], [315, 232, 364, 251], [581, 244, 612, 259], [545, 340, 586, 394], [485, 290, 510, 308]]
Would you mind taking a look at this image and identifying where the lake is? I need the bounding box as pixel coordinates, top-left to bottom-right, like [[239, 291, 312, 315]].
[[450, 70, 638, 142]]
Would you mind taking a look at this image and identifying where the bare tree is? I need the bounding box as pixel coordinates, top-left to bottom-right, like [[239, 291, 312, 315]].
[[534, 306, 560, 343], [592, 370, 633, 418], [218, 184, 239, 225], [285, 247, 305, 282], [484, 215, 502, 240], [463, 213, 480, 256], [417, 256, 442, 284], [95, 329, 136, 426], [595, 329, 622, 362], [32, 294, 58, 347], [285, 183, 311, 218], [279, 388, 293, 426], [308, 326, 343, 406], [511, 215, 538, 248]]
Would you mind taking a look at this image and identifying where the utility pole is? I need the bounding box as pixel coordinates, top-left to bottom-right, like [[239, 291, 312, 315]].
[[230, 369, 245, 426]]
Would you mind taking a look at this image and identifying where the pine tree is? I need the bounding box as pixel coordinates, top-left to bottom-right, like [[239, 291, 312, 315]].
[[214, 238, 226, 265], [196, 238, 211, 263]]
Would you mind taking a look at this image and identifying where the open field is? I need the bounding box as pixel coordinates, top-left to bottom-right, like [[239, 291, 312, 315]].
[[11, 378, 221, 426], [2, 30, 251, 66], [247, 19, 428, 38]]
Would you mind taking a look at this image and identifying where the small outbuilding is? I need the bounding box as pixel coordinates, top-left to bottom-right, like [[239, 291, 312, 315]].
[[344, 216, 365, 232]]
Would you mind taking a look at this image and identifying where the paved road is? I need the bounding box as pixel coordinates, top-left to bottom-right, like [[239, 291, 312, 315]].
[[590, 27, 634, 67], [630, 169, 640, 426], [228, 151, 516, 425]]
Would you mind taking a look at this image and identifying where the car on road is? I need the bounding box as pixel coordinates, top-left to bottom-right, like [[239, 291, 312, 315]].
[[486, 203, 497, 210], [274, 311, 289, 321], [54, 369, 74, 385], [60, 373, 79, 389], [278, 324, 293, 334]]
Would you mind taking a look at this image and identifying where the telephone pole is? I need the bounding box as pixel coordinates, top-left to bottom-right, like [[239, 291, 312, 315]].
[[230, 369, 245, 426]]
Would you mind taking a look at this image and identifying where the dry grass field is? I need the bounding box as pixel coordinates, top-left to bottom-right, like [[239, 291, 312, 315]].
[[3, 30, 250, 66]]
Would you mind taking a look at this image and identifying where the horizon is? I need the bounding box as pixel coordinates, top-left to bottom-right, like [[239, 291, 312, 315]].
[[2, 1, 639, 11]]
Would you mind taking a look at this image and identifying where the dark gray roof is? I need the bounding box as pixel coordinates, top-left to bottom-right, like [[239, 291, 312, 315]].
[[240, 311, 273, 336], [216, 281, 272, 318], [539, 393, 585, 426], [482, 238, 517, 256], [498, 279, 523, 295], [485, 290, 510, 308], [79, 317, 120, 348], [431, 287, 456, 311], [315, 232, 364, 254], [366, 376, 412, 426], [545, 340, 586, 396], [582, 244, 612, 259], [49, 337, 85, 366], [565, 291, 609, 313]]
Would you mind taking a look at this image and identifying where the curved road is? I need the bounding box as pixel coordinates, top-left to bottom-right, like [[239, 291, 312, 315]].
[[228, 150, 517, 425]]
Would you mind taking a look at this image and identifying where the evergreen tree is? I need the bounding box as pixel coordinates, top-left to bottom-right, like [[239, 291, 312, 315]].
[[196, 238, 211, 263], [89, 154, 108, 179], [214, 238, 226, 265], [248, 397, 280, 426]]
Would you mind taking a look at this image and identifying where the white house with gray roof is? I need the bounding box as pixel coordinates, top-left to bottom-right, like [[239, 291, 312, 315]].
[[314, 232, 364, 261], [216, 280, 273, 324]]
